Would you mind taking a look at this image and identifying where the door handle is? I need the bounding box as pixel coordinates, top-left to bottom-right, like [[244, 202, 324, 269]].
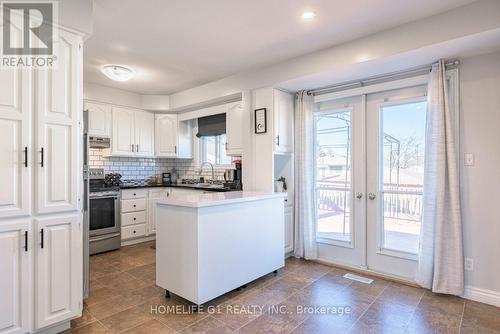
[[24, 231, 28, 252], [136, 144, 139, 152], [356, 192, 363, 199], [225, 142, 228, 150], [39, 147, 44, 167], [368, 193, 376, 200], [24, 147, 28, 167], [174, 145, 177, 154], [40, 228, 44, 248], [131, 144, 134, 152], [276, 135, 280, 146]]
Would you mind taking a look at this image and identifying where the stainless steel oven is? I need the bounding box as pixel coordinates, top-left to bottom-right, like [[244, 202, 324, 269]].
[[89, 169, 121, 255]]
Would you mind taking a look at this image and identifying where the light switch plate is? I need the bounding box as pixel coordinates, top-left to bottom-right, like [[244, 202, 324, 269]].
[[464, 153, 474, 166], [465, 258, 474, 271]]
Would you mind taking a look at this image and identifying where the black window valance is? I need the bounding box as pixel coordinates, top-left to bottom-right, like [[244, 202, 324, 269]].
[[196, 113, 226, 137]]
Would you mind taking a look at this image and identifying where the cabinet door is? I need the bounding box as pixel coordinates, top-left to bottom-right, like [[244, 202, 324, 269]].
[[274, 90, 294, 153], [0, 221, 31, 334], [0, 60, 31, 219], [134, 111, 155, 157], [177, 120, 193, 159], [284, 206, 294, 253], [36, 31, 80, 214], [85, 101, 110, 137], [155, 114, 177, 157], [35, 216, 82, 330], [111, 107, 135, 156], [226, 103, 243, 156]]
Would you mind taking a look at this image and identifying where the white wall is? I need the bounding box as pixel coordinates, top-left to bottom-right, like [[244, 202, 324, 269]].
[[83, 82, 170, 110], [84, 82, 143, 108], [460, 51, 500, 296]]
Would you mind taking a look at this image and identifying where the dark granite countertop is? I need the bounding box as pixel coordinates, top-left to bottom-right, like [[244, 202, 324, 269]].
[[119, 183, 236, 192]]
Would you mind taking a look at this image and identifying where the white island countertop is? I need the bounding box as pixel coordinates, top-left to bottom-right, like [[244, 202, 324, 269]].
[[156, 191, 286, 208]]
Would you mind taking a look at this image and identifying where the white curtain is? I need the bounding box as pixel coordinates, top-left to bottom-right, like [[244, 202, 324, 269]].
[[293, 91, 318, 260], [416, 60, 464, 295]]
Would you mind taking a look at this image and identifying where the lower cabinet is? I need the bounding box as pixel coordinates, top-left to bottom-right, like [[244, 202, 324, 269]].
[[0, 215, 82, 334], [34, 216, 82, 329], [0, 220, 31, 334], [284, 206, 294, 253]]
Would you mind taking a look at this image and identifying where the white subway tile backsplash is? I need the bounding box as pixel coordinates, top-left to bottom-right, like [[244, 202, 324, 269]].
[[88, 148, 228, 181]]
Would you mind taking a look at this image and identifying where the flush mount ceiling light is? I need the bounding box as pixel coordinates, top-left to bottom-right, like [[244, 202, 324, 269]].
[[301, 11, 316, 21], [101, 64, 135, 82]]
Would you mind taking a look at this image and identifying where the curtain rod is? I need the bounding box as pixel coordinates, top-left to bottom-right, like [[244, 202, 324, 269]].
[[309, 59, 460, 96]]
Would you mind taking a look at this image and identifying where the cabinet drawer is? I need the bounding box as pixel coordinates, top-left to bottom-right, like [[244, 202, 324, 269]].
[[121, 211, 146, 226], [121, 198, 147, 213], [122, 224, 146, 240], [121, 189, 148, 200]]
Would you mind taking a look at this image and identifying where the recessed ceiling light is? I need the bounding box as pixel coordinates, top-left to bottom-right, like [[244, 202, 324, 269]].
[[101, 64, 135, 82], [301, 11, 316, 21]]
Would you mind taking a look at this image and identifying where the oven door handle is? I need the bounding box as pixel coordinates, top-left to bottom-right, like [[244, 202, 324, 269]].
[[89, 233, 121, 242], [89, 195, 119, 199]]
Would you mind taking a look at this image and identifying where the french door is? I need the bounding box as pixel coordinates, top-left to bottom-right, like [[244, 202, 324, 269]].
[[314, 85, 427, 280]]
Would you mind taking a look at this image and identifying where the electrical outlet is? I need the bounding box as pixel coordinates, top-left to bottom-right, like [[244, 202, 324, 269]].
[[465, 258, 474, 271], [465, 153, 475, 166]]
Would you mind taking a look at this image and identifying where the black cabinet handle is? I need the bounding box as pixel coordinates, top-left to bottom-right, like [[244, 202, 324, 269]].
[[133, 217, 136, 221], [276, 135, 280, 146], [40, 148, 44, 167], [40, 228, 44, 248], [133, 204, 136, 208], [133, 230, 136, 234], [24, 147, 28, 167], [24, 231, 28, 252], [133, 193, 136, 196]]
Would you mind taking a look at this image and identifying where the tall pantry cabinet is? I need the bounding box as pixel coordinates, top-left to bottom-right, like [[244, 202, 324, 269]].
[[0, 28, 84, 334]]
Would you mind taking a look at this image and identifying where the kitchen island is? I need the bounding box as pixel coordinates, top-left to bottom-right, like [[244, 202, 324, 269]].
[[155, 191, 286, 305]]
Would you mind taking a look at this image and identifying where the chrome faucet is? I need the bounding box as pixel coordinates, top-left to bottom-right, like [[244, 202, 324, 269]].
[[199, 161, 215, 181]]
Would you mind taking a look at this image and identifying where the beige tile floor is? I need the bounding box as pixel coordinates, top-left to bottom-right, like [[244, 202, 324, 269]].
[[67, 241, 500, 334]]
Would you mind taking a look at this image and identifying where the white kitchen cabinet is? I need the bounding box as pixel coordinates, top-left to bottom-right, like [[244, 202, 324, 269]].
[[110, 108, 154, 157], [0, 220, 31, 334], [34, 215, 82, 330], [148, 188, 171, 235], [226, 102, 243, 156], [273, 90, 294, 154], [0, 23, 83, 334], [284, 206, 294, 253], [121, 189, 148, 241], [155, 114, 178, 157], [36, 31, 80, 215], [111, 107, 135, 155], [85, 101, 111, 137], [177, 120, 193, 159], [0, 63, 31, 219], [135, 111, 155, 156]]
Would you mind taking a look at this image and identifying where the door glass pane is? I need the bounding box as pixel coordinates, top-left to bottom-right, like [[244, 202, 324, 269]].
[[380, 101, 426, 253], [315, 110, 352, 242]]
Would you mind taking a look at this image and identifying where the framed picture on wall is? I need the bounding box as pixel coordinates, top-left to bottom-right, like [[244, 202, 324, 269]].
[[254, 108, 267, 134]]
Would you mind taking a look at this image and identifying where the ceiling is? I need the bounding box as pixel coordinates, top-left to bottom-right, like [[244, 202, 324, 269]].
[[84, 0, 477, 95]]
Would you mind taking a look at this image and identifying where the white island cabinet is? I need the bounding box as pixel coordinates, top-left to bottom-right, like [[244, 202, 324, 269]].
[[155, 192, 286, 305]]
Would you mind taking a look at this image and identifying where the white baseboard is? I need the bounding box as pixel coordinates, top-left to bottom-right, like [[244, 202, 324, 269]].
[[121, 235, 155, 246], [463, 286, 500, 307]]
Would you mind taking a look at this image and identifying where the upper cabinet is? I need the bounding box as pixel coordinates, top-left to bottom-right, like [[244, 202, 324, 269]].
[[155, 114, 193, 159], [273, 90, 294, 154], [108, 107, 154, 157], [85, 101, 111, 137], [134, 111, 155, 156], [35, 30, 80, 215], [0, 61, 31, 219], [226, 102, 243, 156], [155, 114, 177, 157]]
